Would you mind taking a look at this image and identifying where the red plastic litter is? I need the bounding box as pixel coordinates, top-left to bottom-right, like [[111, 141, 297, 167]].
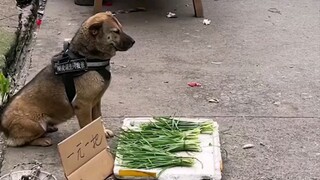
[[188, 82, 202, 87], [36, 19, 42, 26], [105, 1, 112, 6]]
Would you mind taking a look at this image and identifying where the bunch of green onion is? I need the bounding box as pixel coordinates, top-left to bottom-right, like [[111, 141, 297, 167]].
[[116, 117, 213, 170], [118, 128, 201, 152], [140, 116, 215, 134], [117, 143, 195, 169]]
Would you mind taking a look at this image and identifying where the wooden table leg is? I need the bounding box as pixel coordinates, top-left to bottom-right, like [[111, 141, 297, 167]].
[[192, 0, 204, 17], [94, 0, 103, 14]]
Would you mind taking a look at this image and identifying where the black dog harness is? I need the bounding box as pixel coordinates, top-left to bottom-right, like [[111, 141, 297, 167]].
[[52, 43, 111, 103]]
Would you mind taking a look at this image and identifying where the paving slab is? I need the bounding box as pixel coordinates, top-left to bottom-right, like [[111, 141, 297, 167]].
[[0, 0, 19, 32], [1, 0, 320, 179], [0, 0, 19, 69]]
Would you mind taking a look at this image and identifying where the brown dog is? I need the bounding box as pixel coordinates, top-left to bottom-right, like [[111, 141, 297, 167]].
[[0, 11, 135, 147]]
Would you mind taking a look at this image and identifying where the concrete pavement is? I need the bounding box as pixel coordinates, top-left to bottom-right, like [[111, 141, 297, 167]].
[[0, 0, 18, 70], [1, 0, 319, 179]]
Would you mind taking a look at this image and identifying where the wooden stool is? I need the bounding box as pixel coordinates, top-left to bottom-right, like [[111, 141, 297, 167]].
[[192, 0, 204, 17], [93, 0, 204, 17]]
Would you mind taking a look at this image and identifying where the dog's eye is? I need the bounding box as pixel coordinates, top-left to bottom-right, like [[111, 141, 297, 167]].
[[110, 28, 120, 34], [111, 28, 120, 34], [114, 29, 120, 34]]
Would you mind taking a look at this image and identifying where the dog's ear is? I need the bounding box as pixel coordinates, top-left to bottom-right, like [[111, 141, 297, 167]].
[[105, 11, 113, 16], [89, 21, 103, 36]]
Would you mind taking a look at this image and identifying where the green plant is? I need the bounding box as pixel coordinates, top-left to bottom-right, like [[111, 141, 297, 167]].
[[0, 72, 10, 103]]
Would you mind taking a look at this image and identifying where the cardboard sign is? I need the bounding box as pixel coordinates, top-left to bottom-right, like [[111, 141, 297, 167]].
[[58, 118, 114, 180]]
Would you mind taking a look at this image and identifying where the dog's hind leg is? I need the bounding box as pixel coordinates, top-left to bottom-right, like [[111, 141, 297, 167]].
[[29, 137, 52, 146], [6, 137, 52, 147], [6, 120, 52, 147], [6, 138, 29, 147]]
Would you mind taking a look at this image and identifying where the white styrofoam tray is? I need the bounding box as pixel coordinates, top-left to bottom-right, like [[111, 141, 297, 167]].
[[114, 117, 222, 180]]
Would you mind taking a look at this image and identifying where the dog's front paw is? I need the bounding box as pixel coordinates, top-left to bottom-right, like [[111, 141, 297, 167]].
[[104, 129, 114, 138]]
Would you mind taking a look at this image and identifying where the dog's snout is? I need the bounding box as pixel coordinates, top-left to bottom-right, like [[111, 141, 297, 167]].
[[126, 36, 135, 48], [117, 32, 135, 51], [127, 35, 135, 47]]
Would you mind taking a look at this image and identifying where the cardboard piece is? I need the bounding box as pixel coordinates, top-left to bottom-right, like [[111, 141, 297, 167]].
[[58, 118, 114, 180]]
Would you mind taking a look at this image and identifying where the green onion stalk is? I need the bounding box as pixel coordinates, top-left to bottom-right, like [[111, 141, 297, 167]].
[[117, 143, 195, 169], [118, 128, 201, 152], [140, 116, 215, 134]]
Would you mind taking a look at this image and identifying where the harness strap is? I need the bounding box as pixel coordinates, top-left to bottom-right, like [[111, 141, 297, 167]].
[[96, 68, 111, 80], [62, 67, 111, 103], [62, 74, 76, 103], [56, 41, 111, 103]]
